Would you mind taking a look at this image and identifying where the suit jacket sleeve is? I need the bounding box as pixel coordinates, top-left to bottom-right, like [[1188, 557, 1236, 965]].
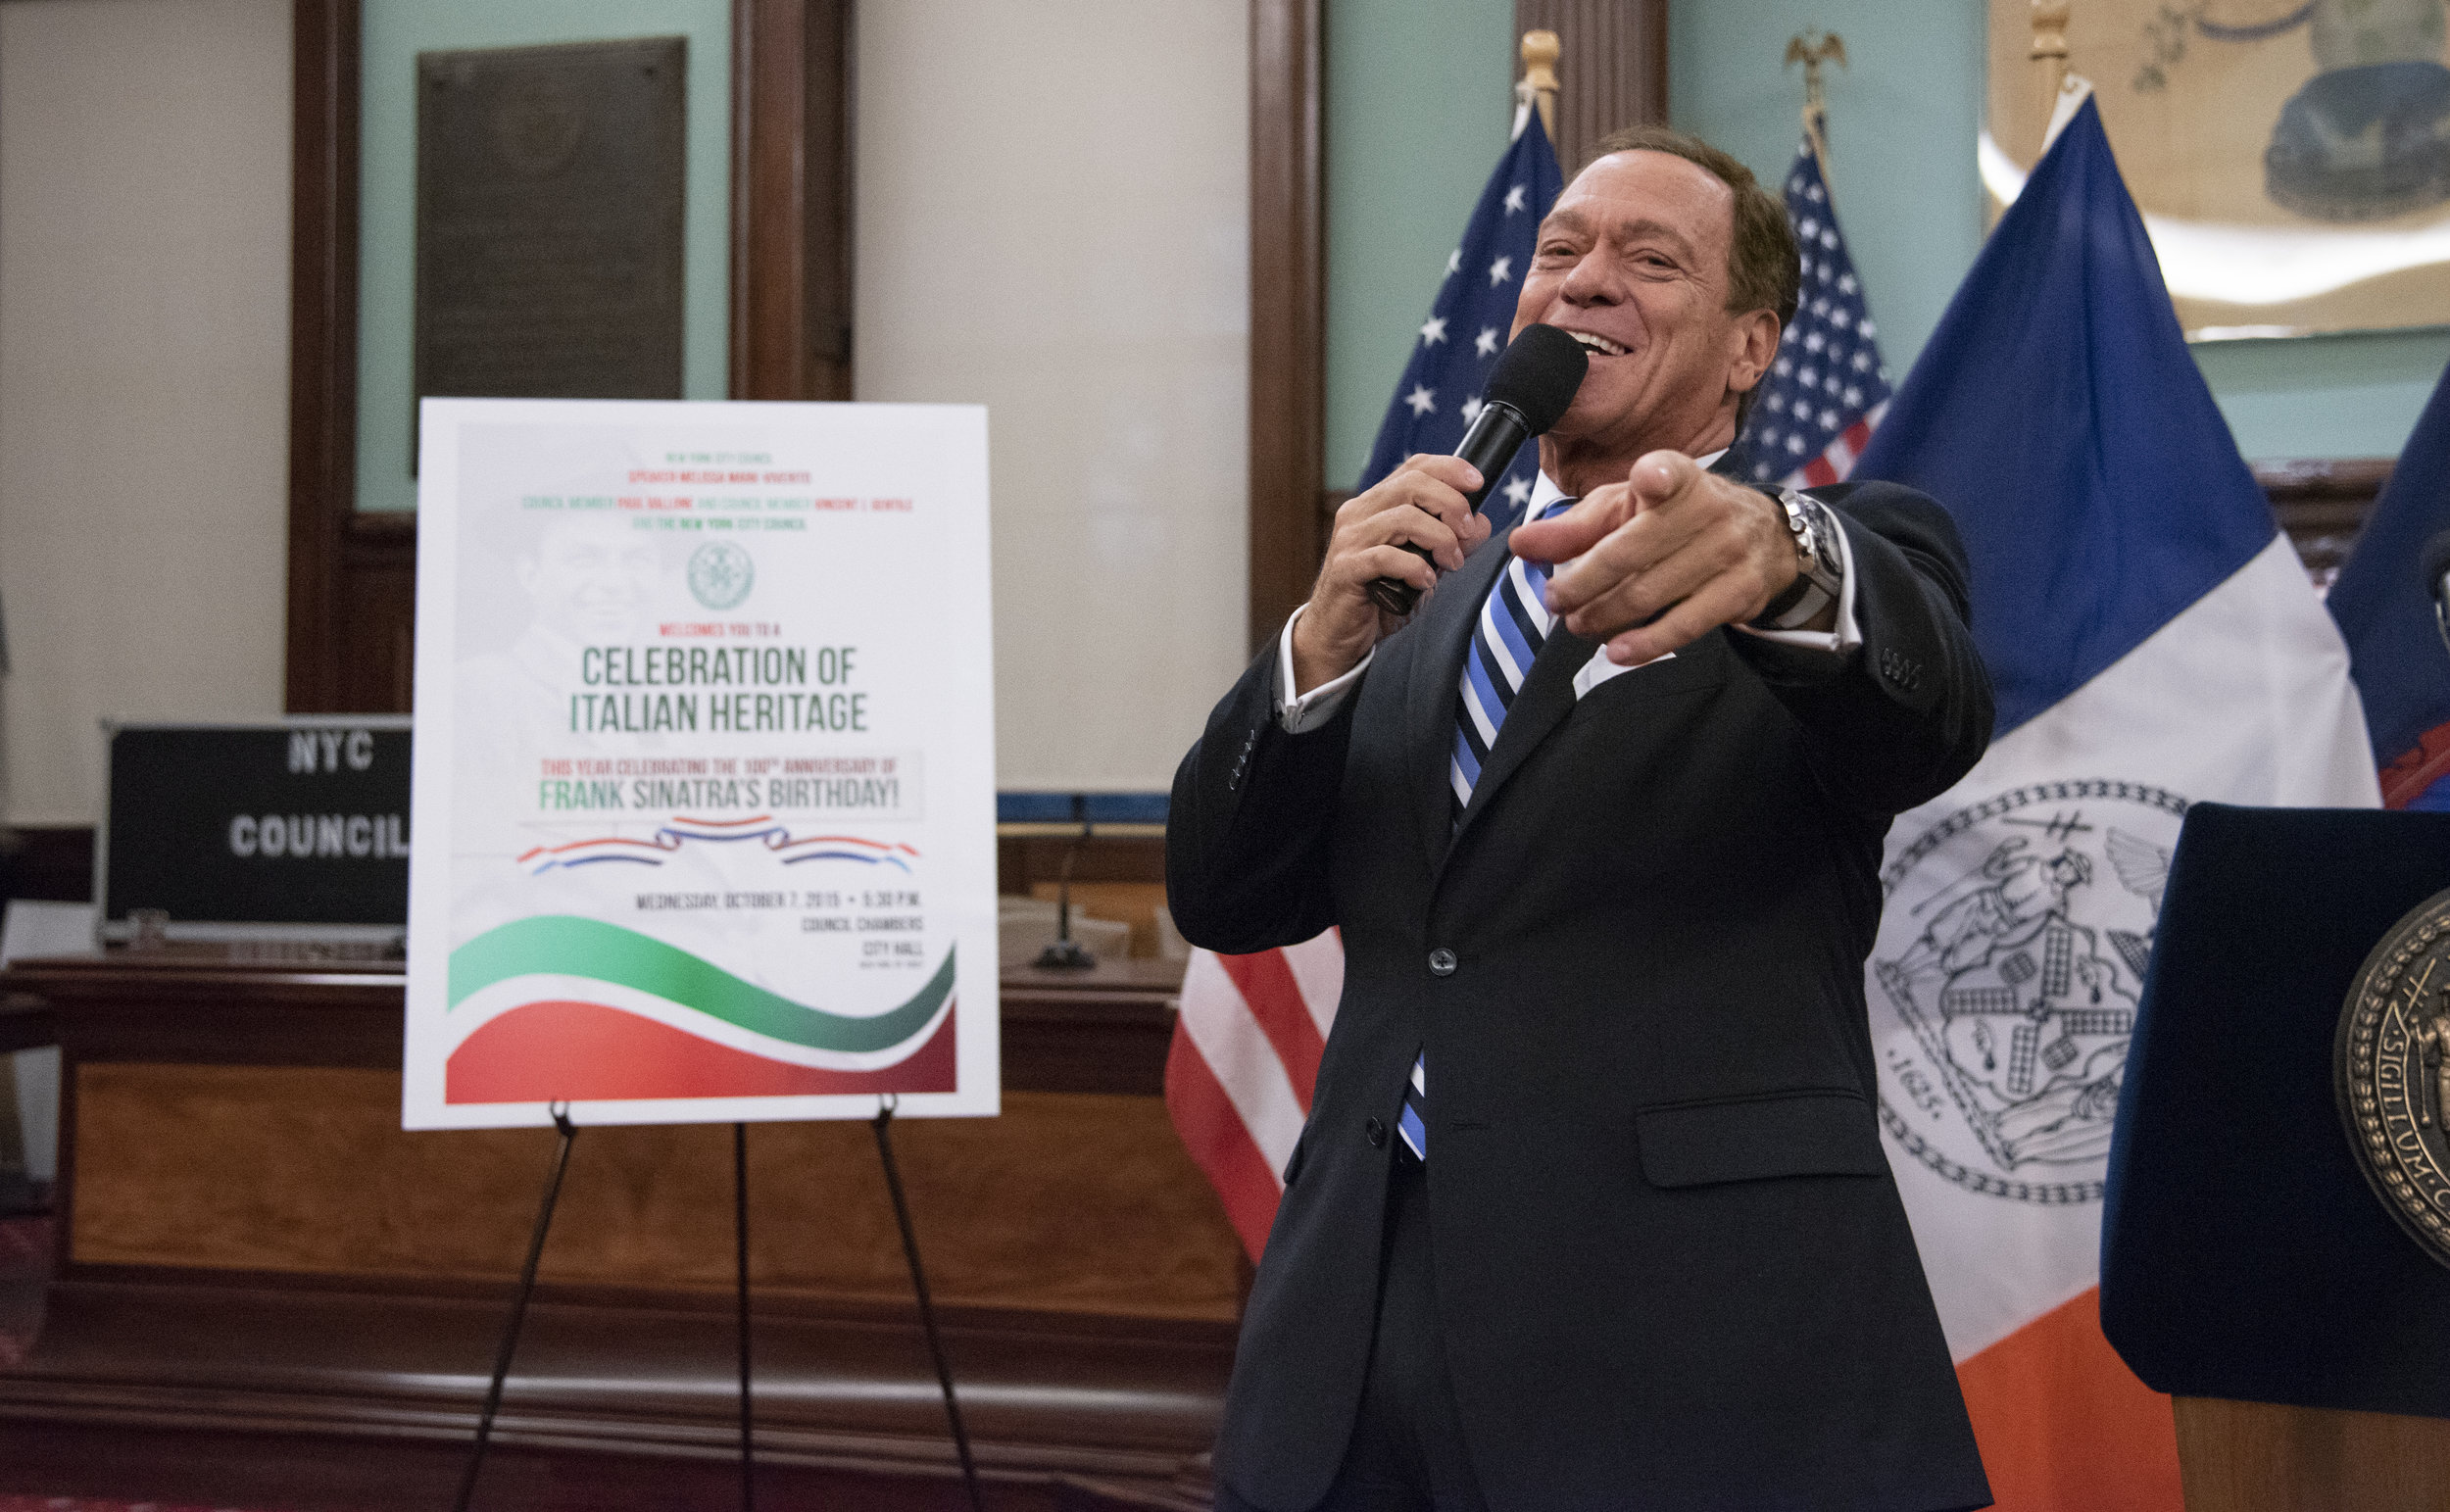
[[1726, 480, 1994, 816], [1164, 643, 1355, 953]]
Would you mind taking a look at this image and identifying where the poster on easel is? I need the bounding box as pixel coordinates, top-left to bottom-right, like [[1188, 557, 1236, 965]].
[[403, 398, 998, 1130]]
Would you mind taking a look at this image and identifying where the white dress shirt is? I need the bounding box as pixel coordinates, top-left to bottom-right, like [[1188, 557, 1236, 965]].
[[1275, 461, 1863, 732]]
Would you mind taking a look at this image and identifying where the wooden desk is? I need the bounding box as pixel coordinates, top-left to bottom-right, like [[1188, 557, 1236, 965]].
[[0, 948, 1233, 1512]]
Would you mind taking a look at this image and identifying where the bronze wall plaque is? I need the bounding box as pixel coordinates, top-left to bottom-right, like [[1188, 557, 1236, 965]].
[[415, 37, 687, 447]]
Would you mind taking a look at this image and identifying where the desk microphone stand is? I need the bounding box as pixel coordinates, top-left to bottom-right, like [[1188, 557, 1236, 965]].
[[1033, 806, 1097, 971]]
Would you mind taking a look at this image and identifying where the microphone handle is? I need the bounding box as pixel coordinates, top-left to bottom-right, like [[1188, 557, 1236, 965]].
[[1365, 403, 1535, 616]]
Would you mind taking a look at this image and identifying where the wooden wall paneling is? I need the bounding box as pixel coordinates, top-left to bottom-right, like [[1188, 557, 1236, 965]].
[[0, 1418, 1098, 1512], [1512, 0, 1670, 170], [732, 0, 802, 399], [289, 1, 856, 714], [0, 951, 1231, 1508], [13, 951, 1177, 1093], [2256, 456, 2391, 588], [283, 0, 363, 714], [1318, 487, 1350, 568], [338, 513, 416, 710], [284, 0, 416, 716], [68, 1064, 1243, 1318], [998, 833, 1168, 895], [731, 0, 853, 403], [1247, 0, 1326, 652], [2, 1276, 1227, 1510], [804, 0, 856, 400]]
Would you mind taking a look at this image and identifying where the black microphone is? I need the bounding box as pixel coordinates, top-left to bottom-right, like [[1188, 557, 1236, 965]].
[[2423, 528, 2450, 657], [1366, 323, 1590, 615]]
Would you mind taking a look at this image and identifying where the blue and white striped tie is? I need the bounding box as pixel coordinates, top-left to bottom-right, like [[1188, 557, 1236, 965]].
[[1399, 497, 1573, 1162]]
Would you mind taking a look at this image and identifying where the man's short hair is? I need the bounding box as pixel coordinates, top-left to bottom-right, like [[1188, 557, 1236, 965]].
[[1585, 124, 1799, 329]]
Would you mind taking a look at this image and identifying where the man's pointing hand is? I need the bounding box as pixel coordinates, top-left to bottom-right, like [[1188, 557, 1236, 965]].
[[1510, 450, 1809, 667]]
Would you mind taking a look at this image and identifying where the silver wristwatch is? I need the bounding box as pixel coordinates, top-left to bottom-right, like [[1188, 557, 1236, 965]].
[[1750, 488, 1843, 631]]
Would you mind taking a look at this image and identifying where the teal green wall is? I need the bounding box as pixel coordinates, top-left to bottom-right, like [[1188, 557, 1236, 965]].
[[1669, 0, 1981, 409], [2194, 330, 2450, 458], [356, 0, 731, 513], [1322, 0, 2450, 489], [1323, 0, 1517, 490]]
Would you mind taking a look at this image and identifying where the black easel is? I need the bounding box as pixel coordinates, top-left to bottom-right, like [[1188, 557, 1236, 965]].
[[449, 1102, 972, 1512], [871, 1095, 986, 1512], [451, 1103, 578, 1512], [734, 1121, 756, 1512]]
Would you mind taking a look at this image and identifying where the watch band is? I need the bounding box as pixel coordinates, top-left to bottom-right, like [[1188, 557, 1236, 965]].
[[1750, 489, 1843, 632]]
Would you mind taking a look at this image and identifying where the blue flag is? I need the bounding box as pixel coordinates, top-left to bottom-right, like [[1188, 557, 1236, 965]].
[[1853, 98, 2278, 738], [1357, 111, 1563, 532], [2325, 363, 2450, 808]]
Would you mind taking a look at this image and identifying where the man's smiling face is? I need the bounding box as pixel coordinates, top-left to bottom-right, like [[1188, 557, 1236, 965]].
[[1511, 148, 1769, 466]]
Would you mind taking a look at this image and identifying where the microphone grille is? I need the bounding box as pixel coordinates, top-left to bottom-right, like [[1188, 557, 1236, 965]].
[[1485, 324, 1590, 436]]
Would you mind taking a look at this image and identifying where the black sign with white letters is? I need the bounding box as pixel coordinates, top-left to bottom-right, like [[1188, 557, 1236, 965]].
[[102, 719, 413, 931]]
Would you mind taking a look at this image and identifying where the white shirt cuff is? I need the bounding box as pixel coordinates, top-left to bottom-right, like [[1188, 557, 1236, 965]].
[[1733, 512, 1862, 658], [1275, 605, 1373, 732]]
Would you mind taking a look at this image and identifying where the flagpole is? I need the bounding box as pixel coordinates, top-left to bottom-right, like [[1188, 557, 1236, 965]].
[[2032, 0, 2071, 146], [1516, 29, 1558, 146], [1784, 30, 1845, 168]]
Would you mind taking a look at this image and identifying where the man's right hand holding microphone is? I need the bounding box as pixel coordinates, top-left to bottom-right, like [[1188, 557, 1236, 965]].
[[1290, 456, 1492, 697]]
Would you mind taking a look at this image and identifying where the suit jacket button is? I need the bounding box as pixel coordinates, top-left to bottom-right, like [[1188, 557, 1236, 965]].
[[1427, 948, 1456, 977], [1365, 1117, 1388, 1147]]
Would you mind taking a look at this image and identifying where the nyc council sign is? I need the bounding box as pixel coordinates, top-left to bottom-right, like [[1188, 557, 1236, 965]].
[[403, 399, 997, 1130]]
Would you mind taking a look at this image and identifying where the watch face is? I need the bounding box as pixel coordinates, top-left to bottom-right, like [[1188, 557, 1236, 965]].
[[1792, 499, 1838, 587]]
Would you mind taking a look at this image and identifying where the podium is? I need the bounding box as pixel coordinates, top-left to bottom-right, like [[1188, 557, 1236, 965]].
[[2102, 804, 2450, 1510]]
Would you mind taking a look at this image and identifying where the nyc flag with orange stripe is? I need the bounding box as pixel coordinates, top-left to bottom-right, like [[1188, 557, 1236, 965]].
[[1852, 92, 2376, 1508]]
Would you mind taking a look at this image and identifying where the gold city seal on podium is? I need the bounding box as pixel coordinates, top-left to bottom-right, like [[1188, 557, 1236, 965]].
[[2336, 884, 2450, 1271]]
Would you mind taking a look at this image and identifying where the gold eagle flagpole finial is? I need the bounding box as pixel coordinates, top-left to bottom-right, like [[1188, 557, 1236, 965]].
[[1785, 30, 1846, 164], [1518, 29, 1559, 146]]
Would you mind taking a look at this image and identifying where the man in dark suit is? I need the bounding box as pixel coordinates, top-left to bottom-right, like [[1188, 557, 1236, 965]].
[[1168, 125, 1996, 1511]]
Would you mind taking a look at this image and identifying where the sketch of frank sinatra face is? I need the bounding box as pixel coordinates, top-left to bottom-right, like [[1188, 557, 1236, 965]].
[[518, 516, 658, 641]]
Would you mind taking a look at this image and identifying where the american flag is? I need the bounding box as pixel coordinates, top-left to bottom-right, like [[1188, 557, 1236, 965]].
[[1353, 109, 1564, 533], [1164, 933, 1344, 1257], [1164, 114, 1563, 1259], [1737, 138, 1890, 488]]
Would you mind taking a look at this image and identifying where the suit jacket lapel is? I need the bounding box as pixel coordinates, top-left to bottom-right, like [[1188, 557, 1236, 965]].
[[1405, 531, 1512, 882]]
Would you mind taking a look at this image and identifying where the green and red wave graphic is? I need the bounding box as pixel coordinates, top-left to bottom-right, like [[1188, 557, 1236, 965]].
[[444, 915, 956, 1104]]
